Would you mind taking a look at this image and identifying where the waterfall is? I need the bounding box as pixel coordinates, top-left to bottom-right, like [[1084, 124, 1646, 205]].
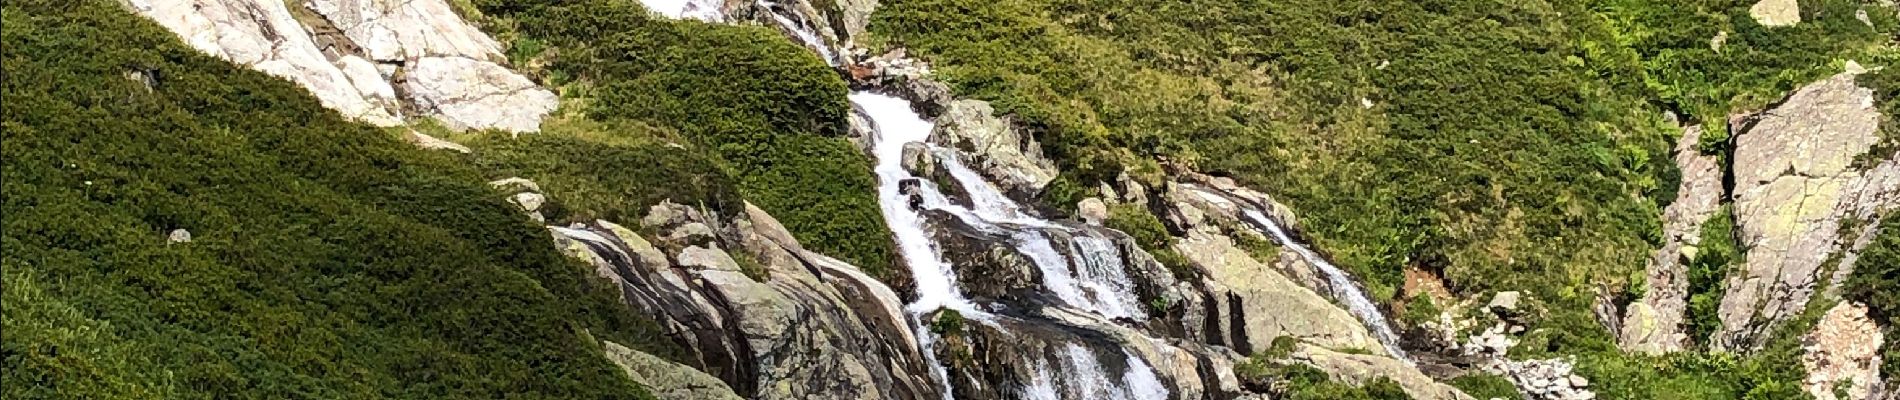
[[1240, 209, 1410, 361], [637, 0, 725, 21], [757, 1, 837, 65], [856, 91, 1168, 399]]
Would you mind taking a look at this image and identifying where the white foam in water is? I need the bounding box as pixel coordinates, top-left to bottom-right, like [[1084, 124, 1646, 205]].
[[1029, 343, 1169, 400], [636, 0, 724, 21], [1242, 209, 1409, 361]]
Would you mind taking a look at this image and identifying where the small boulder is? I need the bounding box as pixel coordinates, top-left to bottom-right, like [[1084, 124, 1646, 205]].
[[1487, 291, 1522, 316], [167, 229, 192, 244], [510, 192, 546, 212], [1749, 0, 1802, 27], [1078, 198, 1109, 225], [488, 177, 542, 194], [406, 130, 472, 153]]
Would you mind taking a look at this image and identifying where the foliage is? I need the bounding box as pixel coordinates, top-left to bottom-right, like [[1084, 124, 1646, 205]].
[[1105, 203, 1173, 250], [1448, 374, 1523, 400], [1686, 206, 1742, 348], [472, 0, 898, 280], [869, 0, 1893, 339], [931, 309, 967, 335], [1844, 213, 1900, 377], [0, 1, 680, 398], [466, 121, 745, 224], [1589, 0, 1897, 148], [1400, 295, 1443, 327]]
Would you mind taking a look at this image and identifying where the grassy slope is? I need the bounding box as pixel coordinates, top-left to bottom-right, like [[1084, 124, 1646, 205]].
[[469, 0, 901, 281], [868, 0, 1893, 397], [0, 1, 681, 397], [868, 0, 1892, 325]]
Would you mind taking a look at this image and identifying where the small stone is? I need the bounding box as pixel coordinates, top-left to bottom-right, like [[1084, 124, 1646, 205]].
[[1488, 291, 1523, 314], [1569, 375, 1589, 387], [1857, 10, 1873, 27], [1078, 198, 1109, 225], [167, 229, 192, 244], [406, 130, 472, 153], [1710, 31, 1728, 51], [488, 177, 541, 193], [1845, 60, 1867, 75], [1749, 0, 1802, 27], [511, 192, 546, 212]]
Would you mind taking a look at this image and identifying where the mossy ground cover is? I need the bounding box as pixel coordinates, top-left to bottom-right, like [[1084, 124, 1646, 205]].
[[868, 0, 1894, 340], [468, 0, 900, 280], [1, 0, 681, 398]]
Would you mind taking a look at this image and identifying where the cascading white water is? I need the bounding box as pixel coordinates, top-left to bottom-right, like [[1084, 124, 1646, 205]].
[[1241, 209, 1409, 361], [857, 91, 1168, 399], [757, 1, 837, 64], [1019, 344, 1169, 400], [637, 0, 725, 21]]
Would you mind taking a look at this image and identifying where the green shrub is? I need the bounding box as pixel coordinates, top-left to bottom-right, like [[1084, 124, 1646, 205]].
[[1844, 213, 1900, 377], [474, 0, 898, 280], [0, 1, 678, 397], [1686, 206, 1742, 348], [1449, 374, 1523, 400], [1105, 203, 1173, 250]]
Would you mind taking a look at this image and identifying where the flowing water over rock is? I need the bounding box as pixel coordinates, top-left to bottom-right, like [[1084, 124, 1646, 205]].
[[1239, 209, 1408, 361], [855, 91, 1169, 399]]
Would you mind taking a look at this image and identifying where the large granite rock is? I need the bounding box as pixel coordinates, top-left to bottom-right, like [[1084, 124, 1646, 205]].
[[931, 100, 1060, 198], [128, 0, 559, 133], [1296, 344, 1474, 400], [304, 0, 503, 61], [1620, 121, 1726, 354], [1717, 71, 1895, 351], [127, 0, 403, 126], [1175, 222, 1386, 355], [600, 341, 745, 400], [1802, 302, 1886, 400], [551, 201, 943, 400]]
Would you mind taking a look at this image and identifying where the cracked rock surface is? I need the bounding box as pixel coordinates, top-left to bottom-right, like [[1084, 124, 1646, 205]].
[[1716, 70, 1895, 351]]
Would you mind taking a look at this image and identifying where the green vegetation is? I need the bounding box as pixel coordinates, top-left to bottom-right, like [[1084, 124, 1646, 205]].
[[0, 0, 679, 397], [1844, 213, 1900, 378], [1506, 282, 1828, 400], [466, 120, 746, 224], [1592, 0, 1897, 148], [1686, 206, 1743, 347], [1230, 337, 1409, 399], [470, 0, 898, 280], [1448, 374, 1523, 400], [868, 0, 1894, 332], [1400, 295, 1443, 327], [931, 309, 968, 335]]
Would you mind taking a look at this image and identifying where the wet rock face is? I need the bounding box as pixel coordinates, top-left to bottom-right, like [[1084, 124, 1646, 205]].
[[923, 210, 1043, 302], [1802, 302, 1885, 400], [127, 0, 558, 133], [1620, 121, 1725, 355], [1717, 71, 1893, 351], [1296, 344, 1477, 400]]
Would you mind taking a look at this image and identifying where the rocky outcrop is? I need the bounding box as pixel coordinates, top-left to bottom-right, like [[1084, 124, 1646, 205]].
[[1802, 302, 1886, 400], [930, 100, 1060, 198], [1620, 120, 1726, 354], [600, 341, 746, 400], [550, 201, 943, 400], [126, 0, 558, 133], [127, 0, 403, 126], [1717, 70, 1896, 351], [305, 0, 501, 61], [1295, 344, 1475, 400], [402, 56, 559, 133]]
